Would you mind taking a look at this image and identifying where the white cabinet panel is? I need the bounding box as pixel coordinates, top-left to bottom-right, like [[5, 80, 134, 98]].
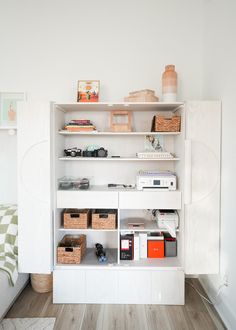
[[119, 191, 181, 209], [17, 102, 52, 273], [86, 270, 118, 303], [53, 270, 86, 303], [151, 270, 184, 305], [57, 191, 118, 208], [185, 101, 221, 274], [118, 270, 151, 303]]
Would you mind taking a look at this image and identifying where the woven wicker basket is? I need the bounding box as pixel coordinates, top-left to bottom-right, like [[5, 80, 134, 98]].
[[57, 234, 86, 264], [92, 209, 117, 229], [30, 273, 53, 293], [63, 209, 90, 229], [152, 115, 181, 132]]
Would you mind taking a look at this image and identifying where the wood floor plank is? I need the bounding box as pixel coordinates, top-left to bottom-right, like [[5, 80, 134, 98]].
[[102, 305, 126, 330], [5, 280, 226, 330], [80, 304, 104, 330], [54, 304, 85, 330]]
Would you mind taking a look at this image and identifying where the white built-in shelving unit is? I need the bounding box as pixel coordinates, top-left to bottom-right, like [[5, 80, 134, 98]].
[[17, 100, 221, 305]]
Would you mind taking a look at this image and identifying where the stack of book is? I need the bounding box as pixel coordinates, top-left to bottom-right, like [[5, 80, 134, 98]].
[[64, 119, 96, 132]]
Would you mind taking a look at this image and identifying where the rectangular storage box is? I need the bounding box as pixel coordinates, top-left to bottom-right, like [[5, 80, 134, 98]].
[[152, 115, 181, 132], [165, 237, 177, 257], [92, 209, 117, 229], [63, 209, 90, 229], [57, 235, 86, 264]]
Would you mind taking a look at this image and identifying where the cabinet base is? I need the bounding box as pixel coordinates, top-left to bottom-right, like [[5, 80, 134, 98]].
[[53, 269, 184, 305]]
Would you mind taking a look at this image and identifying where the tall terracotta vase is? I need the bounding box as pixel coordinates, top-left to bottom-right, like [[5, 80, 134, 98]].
[[162, 65, 177, 102]]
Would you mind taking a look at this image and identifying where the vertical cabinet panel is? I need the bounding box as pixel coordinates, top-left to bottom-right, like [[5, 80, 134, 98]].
[[17, 102, 52, 273], [86, 270, 118, 303], [151, 270, 184, 305], [185, 101, 221, 274], [53, 270, 86, 303], [118, 270, 151, 303]]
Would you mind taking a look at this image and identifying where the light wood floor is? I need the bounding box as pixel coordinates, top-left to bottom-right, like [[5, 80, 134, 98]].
[[6, 279, 226, 330]]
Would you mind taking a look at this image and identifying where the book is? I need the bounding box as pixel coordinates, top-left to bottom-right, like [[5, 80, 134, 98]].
[[139, 233, 147, 259], [133, 233, 140, 261]]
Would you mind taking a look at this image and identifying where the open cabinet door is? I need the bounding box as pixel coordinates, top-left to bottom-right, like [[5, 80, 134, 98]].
[[17, 102, 52, 273], [184, 101, 221, 274]]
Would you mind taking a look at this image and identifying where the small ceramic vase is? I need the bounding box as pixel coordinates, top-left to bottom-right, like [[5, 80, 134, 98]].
[[162, 65, 177, 102]]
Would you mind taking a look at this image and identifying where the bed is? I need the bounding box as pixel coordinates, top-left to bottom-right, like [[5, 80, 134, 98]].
[[0, 204, 28, 320]]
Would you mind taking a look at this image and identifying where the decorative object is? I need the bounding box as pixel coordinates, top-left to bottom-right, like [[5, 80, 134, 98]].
[[0, 318, 56, 330], [110, 110, 132, 132], [30, 273, 53, 293], [77, 80, 99, 102], [0, 92, 25, 127], [162, 65, 177, 101], [124, 89, 159, 102], [145, 135, 164, 151], [152, 115, 181, 132]]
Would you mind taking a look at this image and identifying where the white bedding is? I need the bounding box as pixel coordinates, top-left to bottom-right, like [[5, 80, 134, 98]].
[[0, 271, 28, 320]]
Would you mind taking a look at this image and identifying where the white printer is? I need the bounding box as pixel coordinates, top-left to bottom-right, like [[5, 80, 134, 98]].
[[156, 209, 179, 238], [136, 170, 177, 191]]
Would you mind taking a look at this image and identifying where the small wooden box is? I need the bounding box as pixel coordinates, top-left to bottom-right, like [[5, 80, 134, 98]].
[[57, 235, 86, 264], [63, 209, 90, 229], [92, 209, 117, 229], [110, 111, 132, 132], [152, 116, 181, 132]]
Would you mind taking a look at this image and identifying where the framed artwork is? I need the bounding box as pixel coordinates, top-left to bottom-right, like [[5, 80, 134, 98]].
[[77, 80, 100, 102], [0, 92, 25, 127], [145, 135, 164, 151]]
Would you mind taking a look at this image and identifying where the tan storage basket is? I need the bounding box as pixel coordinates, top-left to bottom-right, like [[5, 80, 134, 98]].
[[57, 235, 86, 264], [92, 209, 117, 230], [152, 115, 181, 132], [30, 273, 53, 293], [63, 208, 90, 229]]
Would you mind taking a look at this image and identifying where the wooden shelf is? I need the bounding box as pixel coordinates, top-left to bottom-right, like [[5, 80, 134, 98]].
[[59, 157, 180, 161], [55, 102, 184, 112], [58, 130, 181, 136]]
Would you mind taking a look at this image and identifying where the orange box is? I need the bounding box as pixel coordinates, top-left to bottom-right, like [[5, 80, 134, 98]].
[[147, 240, 164, 258]]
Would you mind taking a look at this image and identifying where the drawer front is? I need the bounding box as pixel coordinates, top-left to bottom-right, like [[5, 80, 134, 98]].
[[119, 191, 181, 209], [57, 191, 119, 208]]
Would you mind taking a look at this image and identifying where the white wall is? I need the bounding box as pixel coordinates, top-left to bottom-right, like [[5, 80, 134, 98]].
[[200, 1, 236, 329], [0, 0, 204, 202]]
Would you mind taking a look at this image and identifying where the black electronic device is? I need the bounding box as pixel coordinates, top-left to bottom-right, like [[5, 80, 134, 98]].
[[64, 147, 82, 157], [95, 243, 107, 262], [82, 147, 108, 158]]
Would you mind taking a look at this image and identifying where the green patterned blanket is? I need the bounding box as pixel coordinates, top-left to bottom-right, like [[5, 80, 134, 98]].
[[0, 204, 18, 286]]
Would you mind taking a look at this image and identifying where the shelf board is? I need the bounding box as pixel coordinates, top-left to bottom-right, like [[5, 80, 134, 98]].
[[58, 227, 117, 232], [55, 253, 182, 270], [59, 157, 180, 161], [120, 218, 179, 233], [0, 126, 17, 130], [119, 257, 182, 270], [55, 248, 118, 269], [57, 185, 181, 193], [58, 130, 181, 136], [55, 102, 184, 112]]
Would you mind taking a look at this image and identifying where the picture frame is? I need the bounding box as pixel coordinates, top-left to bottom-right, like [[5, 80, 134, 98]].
[[77, 80, 100, 102], [0, 92, 26, 127]]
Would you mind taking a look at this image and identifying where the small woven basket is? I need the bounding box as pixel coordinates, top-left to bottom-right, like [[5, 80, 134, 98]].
[[30, 273, 53, 293]]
